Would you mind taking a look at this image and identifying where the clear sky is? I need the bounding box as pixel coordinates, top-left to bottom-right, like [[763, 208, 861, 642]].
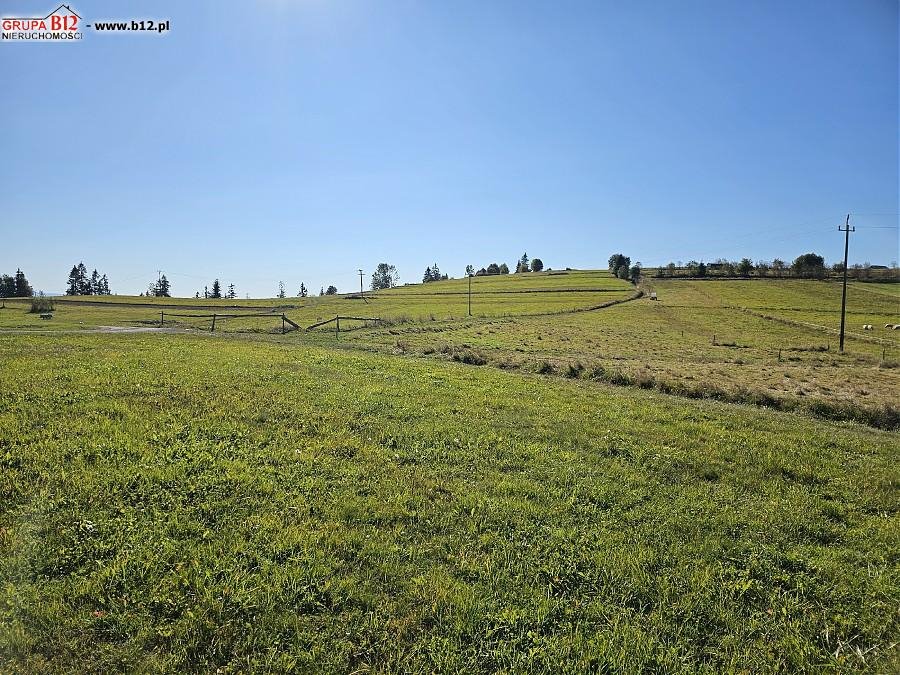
[[2, 0, 897, 297]]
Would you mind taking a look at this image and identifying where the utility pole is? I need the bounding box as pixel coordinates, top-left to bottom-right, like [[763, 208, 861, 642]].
[[468, 273, 472, 316], [838, 213, 854, 353], [358, 269, 368, 303]]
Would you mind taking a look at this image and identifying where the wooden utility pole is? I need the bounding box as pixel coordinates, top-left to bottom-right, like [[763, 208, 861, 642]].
[[468, 273, 472, 316], [358, 269, 368, 303], [838, 214, 854, 352]]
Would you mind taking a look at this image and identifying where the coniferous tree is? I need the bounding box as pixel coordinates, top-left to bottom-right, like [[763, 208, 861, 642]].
[[423, 266, 433, 283], [320, 286, 324, 296], [516, 253, 529, 273], [89, 269, 100, 295], [465, 264, 475, 276], [156, 275, 171, 297], [14, 269, 33, 297], [278, 281, 286, 299], [76, 262, 89, 295], [100, 274, 110, 295], [210, 279, 222, 299], [499, 263, 510, 274], [298, 283, 308, 297], [66, 266, 79, 295], [228, 283, 236, 299]]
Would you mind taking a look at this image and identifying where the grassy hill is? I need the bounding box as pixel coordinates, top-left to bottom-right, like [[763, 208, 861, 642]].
[[0, 270, 635, 331], [0, 271, 898, 671]]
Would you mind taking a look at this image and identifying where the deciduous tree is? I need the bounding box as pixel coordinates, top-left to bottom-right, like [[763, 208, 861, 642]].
[[371, 263, 398, 290]]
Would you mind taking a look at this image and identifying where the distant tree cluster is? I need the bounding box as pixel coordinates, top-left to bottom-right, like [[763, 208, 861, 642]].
[[0, 269, 33, 298], [653, 253, 841, 280], [66, 262, 110, 295], [516, 253, 544, 273], [608, 254, 641, 283], [197, 279, 237, 299], [422, 264, 449, 283], [146, 275, 170, 297], [465, 253, 545, 277], [471, 262, 504, 276], [324, 285, 338, 295]]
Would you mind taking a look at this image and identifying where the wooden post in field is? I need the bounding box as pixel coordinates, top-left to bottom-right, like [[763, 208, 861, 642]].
[[211, 314, 216, 332], [282, 314, 285, 334], [159, 311, 164, 327], [336, 316, 340, 338]]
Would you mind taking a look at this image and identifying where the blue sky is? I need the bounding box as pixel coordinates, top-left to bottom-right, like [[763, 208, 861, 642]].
[[1, 0, 897, 296]]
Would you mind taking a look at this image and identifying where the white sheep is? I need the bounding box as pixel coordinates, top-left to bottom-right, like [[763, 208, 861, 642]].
[[862, 324, 873, 330]]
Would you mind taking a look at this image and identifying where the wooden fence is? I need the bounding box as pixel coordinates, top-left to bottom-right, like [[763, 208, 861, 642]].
[[306, 315, 381, 336], [158, 311, 299, 333]]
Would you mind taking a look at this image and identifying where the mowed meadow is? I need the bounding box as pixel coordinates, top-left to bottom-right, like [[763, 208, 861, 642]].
[[0, 270, 635, 332], [1, 270, 898, 672]]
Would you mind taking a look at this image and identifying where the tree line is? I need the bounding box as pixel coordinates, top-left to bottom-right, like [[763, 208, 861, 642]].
[[650, 253, 888, 280], [463, 253, 545, 278], [66, 263, 111, 295]]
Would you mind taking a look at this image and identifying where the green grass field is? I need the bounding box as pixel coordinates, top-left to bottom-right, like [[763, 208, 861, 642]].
[[1, 273, 898, 672], [0, 270, 634, 332]]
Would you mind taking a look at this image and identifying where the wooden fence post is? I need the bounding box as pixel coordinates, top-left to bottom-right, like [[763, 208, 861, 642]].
[[282, 314, 285, 334], [335, 316, 340, 338], [160, 311, 164, 327], [211, 314, 216, 332]]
